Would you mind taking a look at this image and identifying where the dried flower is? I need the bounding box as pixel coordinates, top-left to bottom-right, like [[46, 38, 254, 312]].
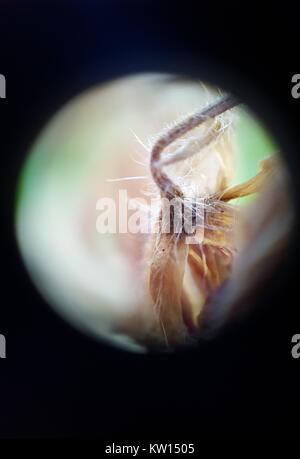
[[144, 95, 280, 348]]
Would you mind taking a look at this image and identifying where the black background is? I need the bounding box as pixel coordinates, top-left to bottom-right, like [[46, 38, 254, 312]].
[[0, 0, 299, 441]]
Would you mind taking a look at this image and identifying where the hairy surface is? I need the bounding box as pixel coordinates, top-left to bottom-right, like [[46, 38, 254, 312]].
[[143, 95, 278, 348]]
